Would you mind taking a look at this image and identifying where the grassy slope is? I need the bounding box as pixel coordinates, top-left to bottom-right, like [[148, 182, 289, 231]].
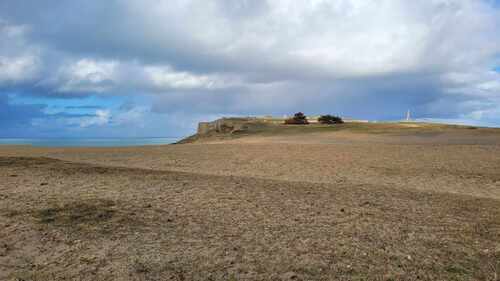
[[180, 121, 500, 143]]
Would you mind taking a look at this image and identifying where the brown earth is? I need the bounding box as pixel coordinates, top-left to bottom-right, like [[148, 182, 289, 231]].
[[1, 122, 500, 280]]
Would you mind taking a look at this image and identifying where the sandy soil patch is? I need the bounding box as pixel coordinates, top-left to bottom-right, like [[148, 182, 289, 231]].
[[1, 157, 499, 280]]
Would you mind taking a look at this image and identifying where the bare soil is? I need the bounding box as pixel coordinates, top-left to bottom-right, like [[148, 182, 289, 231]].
[[1, 123, 500, 280]]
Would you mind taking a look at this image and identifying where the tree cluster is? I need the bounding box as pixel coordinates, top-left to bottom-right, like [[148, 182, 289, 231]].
[[318, 115, 344, 124], [284, 112, 309, 125], [284, 112, 344, 125]]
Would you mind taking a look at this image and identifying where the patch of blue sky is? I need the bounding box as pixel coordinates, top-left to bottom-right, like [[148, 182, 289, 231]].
[[8, 94, 128, 115], [490, 0, 500, 8]]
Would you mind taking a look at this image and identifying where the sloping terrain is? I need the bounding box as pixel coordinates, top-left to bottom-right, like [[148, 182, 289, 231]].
[[1, 122, 500, 280], [0, 156, 499, 280], [180, 120, 500, 145]]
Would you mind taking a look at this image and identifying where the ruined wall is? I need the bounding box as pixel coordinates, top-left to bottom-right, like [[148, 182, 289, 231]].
[[197, 122, 213, 135], [196, 118, 258, 135]]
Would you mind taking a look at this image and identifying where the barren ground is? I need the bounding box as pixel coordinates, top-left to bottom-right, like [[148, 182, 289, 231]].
[[1, 123, 500, 280]]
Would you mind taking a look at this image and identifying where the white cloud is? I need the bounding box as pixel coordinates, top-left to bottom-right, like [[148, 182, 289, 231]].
[[442, 70, 500, 97], [144, 65, 241, 90], [77, 109, 111, 127], [120, 0, 500, 78], [0, 20, 40, 84], [42, 58, 241, 94], [50, 59, 118, 93], [4, 1, 500, 88], [0, 55, 39, 84]]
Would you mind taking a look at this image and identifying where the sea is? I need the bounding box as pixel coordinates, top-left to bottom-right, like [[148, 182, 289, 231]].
[[0, 137, 181, 147]]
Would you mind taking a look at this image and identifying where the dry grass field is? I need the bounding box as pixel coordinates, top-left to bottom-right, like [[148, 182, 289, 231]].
[[1, 122, 500, 280]]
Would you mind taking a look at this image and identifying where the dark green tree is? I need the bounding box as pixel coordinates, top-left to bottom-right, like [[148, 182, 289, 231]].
[[285, 112, 309, 125], [318, 115, 344, 124]]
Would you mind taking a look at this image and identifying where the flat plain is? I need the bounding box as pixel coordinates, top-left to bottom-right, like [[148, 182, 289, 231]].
[[1, 123, 500, 280]]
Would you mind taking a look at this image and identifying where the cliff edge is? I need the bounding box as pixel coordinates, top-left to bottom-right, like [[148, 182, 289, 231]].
[[177, 117, 277, 143]]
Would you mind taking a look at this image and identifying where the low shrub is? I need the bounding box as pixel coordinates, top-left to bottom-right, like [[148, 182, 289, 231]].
[[318, 115, 344, 124]]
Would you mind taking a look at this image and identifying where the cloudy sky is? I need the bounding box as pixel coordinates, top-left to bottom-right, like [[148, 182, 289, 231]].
[[1, 0, 500, 138]]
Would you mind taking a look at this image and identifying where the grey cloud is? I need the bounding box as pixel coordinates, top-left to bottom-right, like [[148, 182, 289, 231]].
[[151, 73, 451, 121], [0, 0, 500, 132], [4, 1, 498, 77]]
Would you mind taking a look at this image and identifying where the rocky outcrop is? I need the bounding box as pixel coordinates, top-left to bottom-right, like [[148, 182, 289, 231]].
[[177, 117, 267, 144], [176, 115, 304, 144], [197, 117, 258, 135]]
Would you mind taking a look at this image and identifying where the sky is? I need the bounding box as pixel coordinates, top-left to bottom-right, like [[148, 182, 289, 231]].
[[1, 0, 500, 138]]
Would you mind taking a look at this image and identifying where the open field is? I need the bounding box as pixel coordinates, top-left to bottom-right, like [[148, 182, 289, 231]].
[[1, 122, 500, 280]]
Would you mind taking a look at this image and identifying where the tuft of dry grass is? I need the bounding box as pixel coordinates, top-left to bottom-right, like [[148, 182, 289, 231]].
[[34, 199, 116, 230]]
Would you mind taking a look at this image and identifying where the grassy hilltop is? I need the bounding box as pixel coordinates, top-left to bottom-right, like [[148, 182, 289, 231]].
[[179, 117, 500, 144]]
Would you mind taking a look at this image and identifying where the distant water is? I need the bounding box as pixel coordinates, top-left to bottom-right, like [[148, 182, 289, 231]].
[[0, 137, 181, 147]]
